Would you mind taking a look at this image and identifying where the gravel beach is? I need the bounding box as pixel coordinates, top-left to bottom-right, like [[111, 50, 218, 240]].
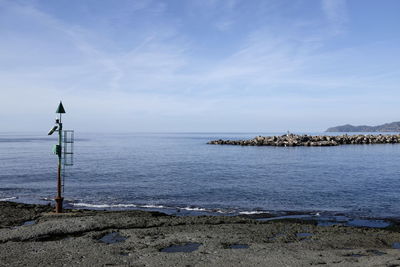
[[1, 201, 400, 266]]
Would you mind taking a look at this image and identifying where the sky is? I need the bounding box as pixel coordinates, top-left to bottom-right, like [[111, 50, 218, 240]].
[[1, 0, 399, 132]]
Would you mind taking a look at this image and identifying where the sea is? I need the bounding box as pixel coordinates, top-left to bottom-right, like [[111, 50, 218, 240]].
[[1, 132, 400, 222]]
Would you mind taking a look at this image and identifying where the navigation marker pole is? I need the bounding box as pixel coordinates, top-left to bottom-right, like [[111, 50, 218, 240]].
[[48, 101, 74, 213]]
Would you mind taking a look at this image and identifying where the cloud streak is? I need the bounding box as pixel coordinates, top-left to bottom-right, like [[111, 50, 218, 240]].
[[1, 0, 399, 132], [321, 0, 348, 34]]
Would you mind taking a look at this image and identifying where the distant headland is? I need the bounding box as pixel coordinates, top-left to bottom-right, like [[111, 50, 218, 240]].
[[326, 121, 400, 132]]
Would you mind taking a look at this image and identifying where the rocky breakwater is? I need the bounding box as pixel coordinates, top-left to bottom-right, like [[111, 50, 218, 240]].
[[208, 134, 400, 147]]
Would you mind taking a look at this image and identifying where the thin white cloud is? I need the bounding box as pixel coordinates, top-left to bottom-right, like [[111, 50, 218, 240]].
[[1, 0, 400, 132], [215, 18, 234, 31], [0, 0, 190, 94], [321, 0, 348, 34]]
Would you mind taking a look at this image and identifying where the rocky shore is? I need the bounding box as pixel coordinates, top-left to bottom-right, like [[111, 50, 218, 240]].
[[1, 201, 400, 266], [208, 134, 400, 147]]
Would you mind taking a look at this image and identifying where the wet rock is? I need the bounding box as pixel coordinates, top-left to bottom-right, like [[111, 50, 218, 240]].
[[0, 201, 52, 227], [297, 233, 313, 238]]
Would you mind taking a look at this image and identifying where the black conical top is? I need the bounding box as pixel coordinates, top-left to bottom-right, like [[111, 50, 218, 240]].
[[56, 101, 66, 114]]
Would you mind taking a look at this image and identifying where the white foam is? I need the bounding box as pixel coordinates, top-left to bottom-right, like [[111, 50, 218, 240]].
[[239, 211, 269, 215], [139, 204, 166, 209], [216, 210, 228, 214], [71, 202, 245, 215], [0, 197, 17, 201], [72, 202, 170, 210], [112, 204, 137, 208], [71, 203, 138, 208], [71, 202, 215, 213], [180, 207, 208, 212]]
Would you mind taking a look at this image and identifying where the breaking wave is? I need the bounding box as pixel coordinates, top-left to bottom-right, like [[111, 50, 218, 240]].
[[68, 201, 272, 216], [0, 197, 17, 201]]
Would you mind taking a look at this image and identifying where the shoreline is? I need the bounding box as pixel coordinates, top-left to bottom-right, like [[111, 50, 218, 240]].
[[2, 198, 400, 228], [1, 201, 400, 266], [2, 198, 399, 227]]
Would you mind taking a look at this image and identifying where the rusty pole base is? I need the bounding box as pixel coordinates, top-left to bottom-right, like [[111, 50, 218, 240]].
[[55, 196, 64, 213]]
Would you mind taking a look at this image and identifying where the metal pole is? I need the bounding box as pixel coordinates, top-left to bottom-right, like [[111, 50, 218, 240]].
[[55, 113, 63, 213]]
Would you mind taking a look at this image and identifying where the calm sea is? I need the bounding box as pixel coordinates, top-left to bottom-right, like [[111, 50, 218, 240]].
[[1, 132, 400, 219]]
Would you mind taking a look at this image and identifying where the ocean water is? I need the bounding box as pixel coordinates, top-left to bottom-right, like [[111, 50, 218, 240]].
[[1, 132, 400, 219]]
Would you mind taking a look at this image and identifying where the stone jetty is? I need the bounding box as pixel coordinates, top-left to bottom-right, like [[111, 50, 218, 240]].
[[208, 134, 400, 147]]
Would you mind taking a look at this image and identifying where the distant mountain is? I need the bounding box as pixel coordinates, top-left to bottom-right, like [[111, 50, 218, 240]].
[[326, 122, 400, 132]]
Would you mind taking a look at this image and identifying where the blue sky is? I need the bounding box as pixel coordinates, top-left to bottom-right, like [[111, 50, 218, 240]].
[[1, 0, 399, 132]]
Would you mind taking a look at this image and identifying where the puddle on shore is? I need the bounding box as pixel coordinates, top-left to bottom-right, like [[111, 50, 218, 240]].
[[392, 242, 400, 249], [160, 243, 202, 253], [99, 232, 127, 244], [317, 221, 342, 227], [257, 214, 391, 229], [345, 253, 366, 258], [297, 233, 312, 238], [22, 220, 36, 226], [12, 220, 37, 229], [366, 249, 386, 256], [229, 244, 249, 249], [259, 215, 310, 221], [270, 233, 285, 241], [345, 219, 390, 228]]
